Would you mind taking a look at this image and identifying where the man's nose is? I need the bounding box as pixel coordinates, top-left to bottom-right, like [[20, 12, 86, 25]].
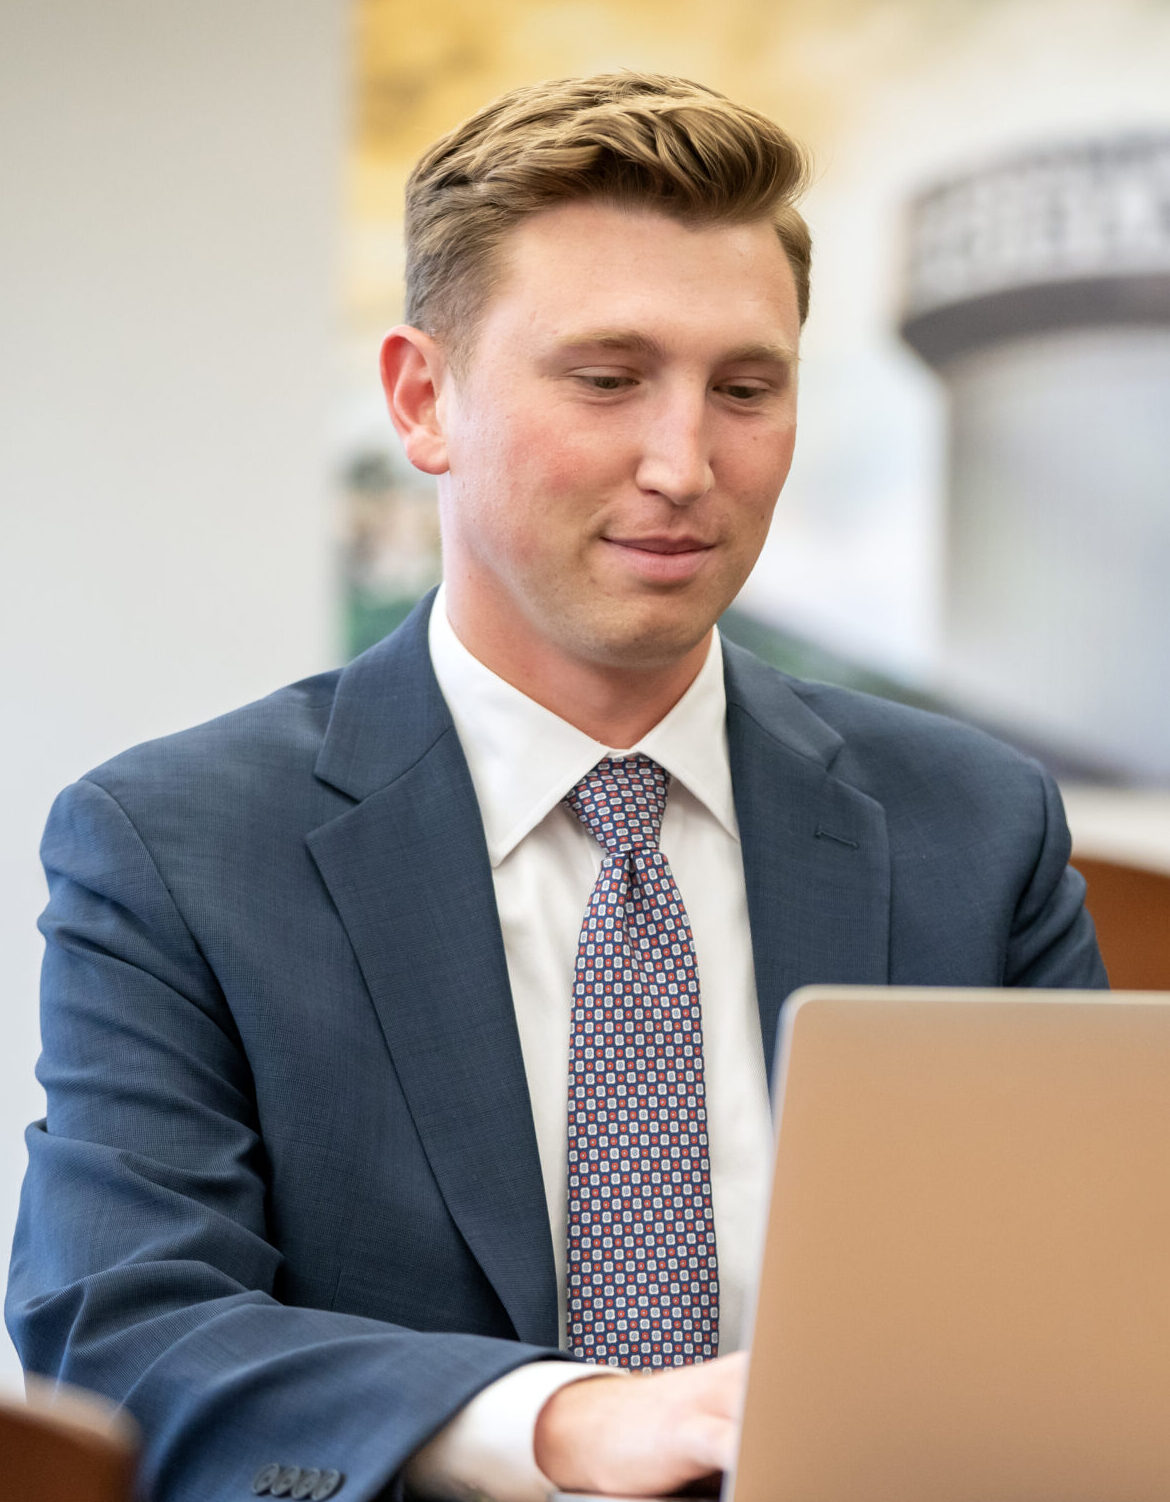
[[633, 391, 715, 506]]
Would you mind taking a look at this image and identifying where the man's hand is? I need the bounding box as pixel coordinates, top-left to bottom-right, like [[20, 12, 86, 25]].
[[533, 1351, 748, 1497]]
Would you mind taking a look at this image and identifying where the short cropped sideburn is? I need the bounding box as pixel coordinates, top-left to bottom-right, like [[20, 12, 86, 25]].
[[404, 72, 812, 362]]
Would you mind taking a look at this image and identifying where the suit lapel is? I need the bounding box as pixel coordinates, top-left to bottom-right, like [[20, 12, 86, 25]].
[[306, 598, 557, 1345], [723, 641, 892, 1085]]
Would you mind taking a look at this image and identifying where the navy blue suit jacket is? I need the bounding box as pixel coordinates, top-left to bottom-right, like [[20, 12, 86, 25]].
[[7, 595, 1106, 1501]]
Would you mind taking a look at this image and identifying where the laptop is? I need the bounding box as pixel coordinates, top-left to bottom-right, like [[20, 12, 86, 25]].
[[565, 986, 1170, 1502]]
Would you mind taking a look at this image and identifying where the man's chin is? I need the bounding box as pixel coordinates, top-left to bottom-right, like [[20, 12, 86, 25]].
[[567, 610, 721, 675]]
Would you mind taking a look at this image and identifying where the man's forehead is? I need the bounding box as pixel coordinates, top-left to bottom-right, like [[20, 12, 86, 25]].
[[471, 201, 802, 350], [500, 197, 791, 268]]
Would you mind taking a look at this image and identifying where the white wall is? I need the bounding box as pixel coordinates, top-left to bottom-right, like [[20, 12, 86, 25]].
[[0, 1, 346, 1380]]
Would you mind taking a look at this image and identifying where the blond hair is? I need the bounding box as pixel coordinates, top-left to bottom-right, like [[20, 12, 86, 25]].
[[405, 72, 811, 362]]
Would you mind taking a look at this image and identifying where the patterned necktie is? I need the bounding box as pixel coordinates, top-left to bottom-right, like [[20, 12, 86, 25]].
[[564, 754, 719, 1368]]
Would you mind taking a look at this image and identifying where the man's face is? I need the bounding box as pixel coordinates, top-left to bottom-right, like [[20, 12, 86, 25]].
[[431, 199, 802, 680]]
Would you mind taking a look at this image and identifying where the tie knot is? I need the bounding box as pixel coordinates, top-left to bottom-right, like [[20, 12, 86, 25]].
[[565, 755, 669, 856]]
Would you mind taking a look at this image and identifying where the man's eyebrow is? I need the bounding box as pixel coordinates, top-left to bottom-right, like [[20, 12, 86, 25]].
[[720, 340, 800, 368], [554, 330, 668, 360], [553, 330, 798, 367]]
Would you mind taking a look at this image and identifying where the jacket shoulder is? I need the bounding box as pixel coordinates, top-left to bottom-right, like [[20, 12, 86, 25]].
[[796, 677, 1038, 781], [723, 640, 1052, 823], [80, 667, 344, 809]]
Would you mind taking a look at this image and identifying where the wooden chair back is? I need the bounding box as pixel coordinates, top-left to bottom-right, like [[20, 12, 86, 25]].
[[1075, 854, 1170, 990], [0, 1379, 138, 1502]]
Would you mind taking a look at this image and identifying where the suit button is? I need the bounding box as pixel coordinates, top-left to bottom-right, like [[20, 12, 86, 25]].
[[311, 1471, 344, 1500], [252, 1463, 281, 1494], [270, 1467, 301, 1497], [291, 1470, 321, 1500]]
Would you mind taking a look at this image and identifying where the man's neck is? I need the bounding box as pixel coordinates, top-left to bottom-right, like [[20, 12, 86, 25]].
[[441, 602, 711, 748]]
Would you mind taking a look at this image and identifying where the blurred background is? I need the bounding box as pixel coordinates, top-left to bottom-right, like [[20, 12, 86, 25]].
[[3, 0, 1169, 1379]]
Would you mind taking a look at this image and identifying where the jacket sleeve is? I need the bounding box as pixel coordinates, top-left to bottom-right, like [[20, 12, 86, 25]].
[[1003, 763, 1109, 990], [5, 777, 567, 1502]]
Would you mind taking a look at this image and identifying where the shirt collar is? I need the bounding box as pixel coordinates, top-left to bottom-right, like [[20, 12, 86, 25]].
[[427, 584, 739, 866]]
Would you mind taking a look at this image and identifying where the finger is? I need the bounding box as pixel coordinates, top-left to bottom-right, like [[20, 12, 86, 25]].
[[702, 1350, 749, 1416], [673, 1350, 748, 1417], [683, 1411, 739, 1474]]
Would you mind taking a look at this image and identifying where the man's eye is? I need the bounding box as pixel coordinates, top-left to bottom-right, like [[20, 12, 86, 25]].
[[581, 374, 632, 391], [720, 383, 769, 402]]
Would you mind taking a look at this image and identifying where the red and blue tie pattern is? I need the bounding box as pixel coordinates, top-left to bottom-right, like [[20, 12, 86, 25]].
[[564, 755, 719, 1368]]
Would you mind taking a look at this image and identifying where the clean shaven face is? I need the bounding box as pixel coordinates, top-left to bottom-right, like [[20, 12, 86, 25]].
[[432, 198, 802, 680]]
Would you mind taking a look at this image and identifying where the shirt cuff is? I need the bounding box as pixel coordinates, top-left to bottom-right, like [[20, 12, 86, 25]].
[[403, 1359, 624, 1502]]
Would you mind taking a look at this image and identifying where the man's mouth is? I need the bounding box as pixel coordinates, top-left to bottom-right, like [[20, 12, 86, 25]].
[[601, 534, 716, 581], [606, 535, 713, 554]]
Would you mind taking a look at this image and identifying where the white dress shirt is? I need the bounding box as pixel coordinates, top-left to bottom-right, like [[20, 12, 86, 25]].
[[406, 587, 773, 1500]]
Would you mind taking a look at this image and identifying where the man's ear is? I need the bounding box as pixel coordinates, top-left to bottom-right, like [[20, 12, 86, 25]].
[[379, 326, 450, 476]]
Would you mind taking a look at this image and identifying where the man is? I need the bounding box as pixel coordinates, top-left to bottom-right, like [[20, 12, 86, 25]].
[[7, 73, 1105, 1502]]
